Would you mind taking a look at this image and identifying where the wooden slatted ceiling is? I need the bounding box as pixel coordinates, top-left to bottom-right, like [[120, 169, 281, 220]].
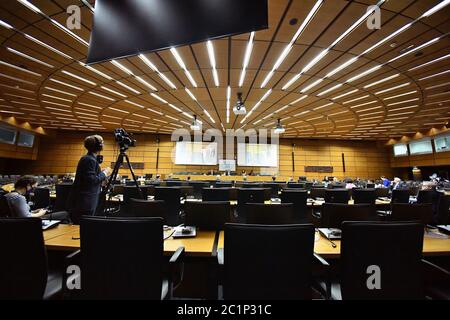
[[0, 0, 449, 139]]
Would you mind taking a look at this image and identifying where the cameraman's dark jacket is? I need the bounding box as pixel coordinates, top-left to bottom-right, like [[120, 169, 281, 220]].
[[67, 152, 106, 223]]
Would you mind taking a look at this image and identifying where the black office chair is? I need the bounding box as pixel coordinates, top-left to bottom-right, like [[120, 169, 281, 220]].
[[280, 189, 309, 223], [154, 187, 182, 226], [54, 183, 72, 211], [187, 181, 209, 199], [417, 190, 434, 204], [388, 203, 433, 225], [123, 186, 147, 206], [391, 189, 410, 204], [219, 223, 316, 299], [352, 188, 376, 205], [202, 187, 231, 201], [184, 201, 231, 230], [246, 203, 294, 224], [32, 187, 50, 209], [237, 188, 265, 221], [215, 181, 233, 188], [375, 187, 390, 198], [434, 194, 450, 225], [336, 221, 424, 299], [124, 199, 168, 222], [286, 183, 305, 189], [325, 189, 350, 204], [0, 192, 11, 217], [263, 183, 282, 198], [165, 180, 182, 187], [78, 216, 184, 299], [366, 183, 375, 188], [320, 203, 378, 228], [0, 218, 62, 299], [310, 188, 326, 199]]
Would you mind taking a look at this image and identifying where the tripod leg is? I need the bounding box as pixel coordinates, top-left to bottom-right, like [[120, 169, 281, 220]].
[[99, 154, 123, 215], [124, 154, 144, 199]]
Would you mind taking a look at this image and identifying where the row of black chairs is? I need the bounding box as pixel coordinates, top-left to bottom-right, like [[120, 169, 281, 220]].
[[2, 217, 449, 300], [123, 200, 448, 228]]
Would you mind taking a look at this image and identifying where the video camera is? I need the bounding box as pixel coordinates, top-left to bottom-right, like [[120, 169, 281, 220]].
[[114, 128, 136, 149]]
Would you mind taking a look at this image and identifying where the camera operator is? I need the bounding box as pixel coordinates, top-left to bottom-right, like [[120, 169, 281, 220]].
[[68, 135, 112, 224]]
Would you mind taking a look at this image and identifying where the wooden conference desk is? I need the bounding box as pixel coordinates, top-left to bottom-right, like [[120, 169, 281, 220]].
[[217, 231, 450, 258], [45, 224, 450, 259], [44, 224, 216, 257], [181, 198, 391, 206]]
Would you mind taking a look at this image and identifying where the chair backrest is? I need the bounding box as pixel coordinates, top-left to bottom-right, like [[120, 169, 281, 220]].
[[187, 181, 209, 199], [310, 187, 326, 199], [215, 181, 233, 188], [390, 203, 433, 225], [325, 189, 350, 204], [340, 221, 424, 299], [391, 189, 410, 204], [126, 199, 167, 222], [352, 188, 376, 205], [223, 223, 315, 299], [375, 187, 390, 198], [434, 194, 450, 225], [0, 192, 11, 217], [417, 190, 433, 204], [246, 203, 294, 224], [304, 182, 313, 190], [154, 187, 181, 226], [165, 180, 182, 186], [280, 190, 309, 223], [54, 183, 72, 211], [184, 201, 231, 230], [242, 183, 263, 188], [237, 188, 265, 219], [123, 186, 147, 205], [32, 187, 50, 209], [262, 183, 282, 197], [366, 183, 375, 188], [320, 203, 378, 228], [0, 218, 48, 299], [80, 216, 164, 299], [202, 187, 231, 201], [286, 183, 305, 189]]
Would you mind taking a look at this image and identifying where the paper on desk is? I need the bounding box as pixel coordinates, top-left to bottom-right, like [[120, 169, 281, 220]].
[[425, 228, 449, 239]]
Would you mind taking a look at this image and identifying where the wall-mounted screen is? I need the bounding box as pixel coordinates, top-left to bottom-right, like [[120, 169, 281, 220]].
[[0, 126, 17, 145], [434, 134, 450, 153], [393, 144, 408, 157], [237, 143, 278, 167], [17, 132, 35, 148], [409, 139, 433, 155], [219, 159, 236, 171], [175, 141, 217, 165]]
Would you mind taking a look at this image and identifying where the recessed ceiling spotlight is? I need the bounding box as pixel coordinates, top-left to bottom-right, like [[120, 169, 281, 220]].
[[289, 18, 298, 25], [390, 42, 397, 48]]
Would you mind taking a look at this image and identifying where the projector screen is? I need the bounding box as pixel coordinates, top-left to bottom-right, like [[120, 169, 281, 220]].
[[87, 0, 268, 64], [237, 143, 278, 167], [175, 141, 217, 165]]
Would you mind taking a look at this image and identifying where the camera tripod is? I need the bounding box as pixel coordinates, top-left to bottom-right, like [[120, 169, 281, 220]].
[[100, 146, 144, 215]]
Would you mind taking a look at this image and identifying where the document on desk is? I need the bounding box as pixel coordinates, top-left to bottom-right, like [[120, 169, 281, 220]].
[[425, 228, 449, 239]]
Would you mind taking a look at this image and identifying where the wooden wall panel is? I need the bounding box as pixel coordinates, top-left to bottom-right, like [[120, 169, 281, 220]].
[[0, 137, 39, 161], [6, 131, 393, 180]]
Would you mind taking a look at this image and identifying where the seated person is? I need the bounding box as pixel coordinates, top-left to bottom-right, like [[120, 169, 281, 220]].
[[4, 176, 70, 222]]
